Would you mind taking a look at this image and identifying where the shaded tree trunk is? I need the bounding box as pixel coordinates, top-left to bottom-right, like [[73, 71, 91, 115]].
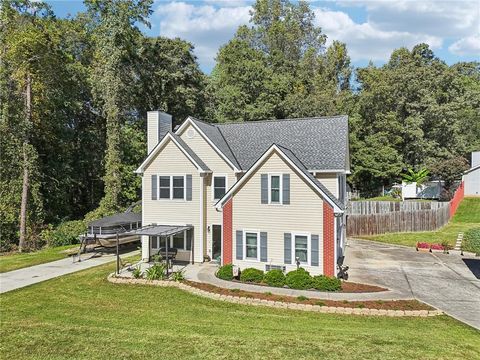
[[19, 73, 32, 252]]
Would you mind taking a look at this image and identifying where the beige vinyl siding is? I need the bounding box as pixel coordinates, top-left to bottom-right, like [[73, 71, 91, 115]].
[[179, 123, 237, 259], [142, 138, 202, 262], [231, 151, 325, 275], [316, 173, 339, 198]]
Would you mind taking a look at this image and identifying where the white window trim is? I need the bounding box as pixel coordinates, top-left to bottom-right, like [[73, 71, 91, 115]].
[[268, 173, 282, 205], [291, 232, 311, 266], [211, 174, 228, 201], [243, 230, 260, 261], [157, 174, 187, 201]]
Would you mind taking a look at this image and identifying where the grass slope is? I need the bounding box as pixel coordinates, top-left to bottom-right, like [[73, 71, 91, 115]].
[[0, 245, 78, 273], [362, 197, 480, 247], [1, 263, 479, 359]]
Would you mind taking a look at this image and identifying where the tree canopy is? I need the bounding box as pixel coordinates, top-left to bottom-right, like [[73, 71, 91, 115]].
[[1, 0, 479, 251]]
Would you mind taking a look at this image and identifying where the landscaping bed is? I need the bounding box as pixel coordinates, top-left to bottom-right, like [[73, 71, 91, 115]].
[[184, 280, 433, 311], [216, 264, 387, 293]]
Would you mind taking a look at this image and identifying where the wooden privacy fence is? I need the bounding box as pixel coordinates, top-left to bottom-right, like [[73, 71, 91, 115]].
[[346, 201, 451, 236]]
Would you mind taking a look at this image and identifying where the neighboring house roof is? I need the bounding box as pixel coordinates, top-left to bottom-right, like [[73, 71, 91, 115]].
[[177, 116, 349, 172], [464, 164, 480, 175], [136, 131, 211, 173], [215, 144, 344, 214]]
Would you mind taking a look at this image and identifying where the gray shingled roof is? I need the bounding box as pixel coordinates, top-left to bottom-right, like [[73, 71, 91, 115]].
[[170, 132, 211, 172], [191, 116, 349, 171], [276, 145, 344, 210]]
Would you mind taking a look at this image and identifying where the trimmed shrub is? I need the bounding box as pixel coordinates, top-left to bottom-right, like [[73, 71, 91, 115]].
[[40, 220, 86, 247], [264, 269, 286, 287], [463, 228, 480, 255], [285, 268, 313, 290], [312, 275, 342, 291], [240, 268, 264, 283], [216, 264, 234, 280]]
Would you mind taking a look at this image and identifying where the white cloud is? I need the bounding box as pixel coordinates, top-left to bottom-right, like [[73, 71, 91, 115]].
[[154, 1, 252, 70], [340, 1, 479, 38], [449, 35, 480, 56], [313, 7, 442, 61]]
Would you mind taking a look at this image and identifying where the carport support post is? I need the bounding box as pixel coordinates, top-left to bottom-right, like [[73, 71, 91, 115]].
[[116, 232, 120, 275], [165, 235, 169, 277]]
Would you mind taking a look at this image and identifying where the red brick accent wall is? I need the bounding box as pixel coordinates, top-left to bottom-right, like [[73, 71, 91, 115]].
[[449, 181, 464, 218], [222, 199, 233, 265], [323, 202, 335, 276]]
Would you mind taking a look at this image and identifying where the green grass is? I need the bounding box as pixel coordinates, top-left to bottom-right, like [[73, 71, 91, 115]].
[[362, 198, 480, 247], [0, 245, 78, 273], [1, 263, 479, 359], [353, 195, 401, 202]]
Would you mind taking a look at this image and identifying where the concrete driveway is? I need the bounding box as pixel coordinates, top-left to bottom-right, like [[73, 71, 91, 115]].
[[346, 239, 480, 329]]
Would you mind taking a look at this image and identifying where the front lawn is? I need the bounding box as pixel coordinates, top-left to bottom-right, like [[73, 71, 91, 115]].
[[0, 245, 78, 273], [1, 263, 479, 359], [362, 197, 480, 248]]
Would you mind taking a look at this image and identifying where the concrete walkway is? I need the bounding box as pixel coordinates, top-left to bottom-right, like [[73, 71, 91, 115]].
[[0, 250, 139, 294], [346, 239, 480, 330]]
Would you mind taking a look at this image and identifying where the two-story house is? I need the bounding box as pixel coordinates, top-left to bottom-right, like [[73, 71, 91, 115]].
[[135, 111, 349, 276]]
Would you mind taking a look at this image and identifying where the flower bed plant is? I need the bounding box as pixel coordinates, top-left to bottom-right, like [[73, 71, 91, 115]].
[[285, 268, 313, 290], [416, 242, 449, 253], [216, 264, 234, 280], [263, 269, 286, 287]]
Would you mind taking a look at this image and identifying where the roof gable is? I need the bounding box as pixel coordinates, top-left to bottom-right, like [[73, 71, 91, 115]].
[[135, 132, 211, 174], [215, 144, 344, 213], [176, 117, 241, 171]]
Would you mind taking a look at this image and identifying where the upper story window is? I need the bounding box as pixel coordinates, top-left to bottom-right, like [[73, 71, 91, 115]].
[[269, 174, 281, 204], [213, 175, 227, 200], [172, 176, 185, 199], [158, 175, 185, 200], [159, 176, 171, 199]]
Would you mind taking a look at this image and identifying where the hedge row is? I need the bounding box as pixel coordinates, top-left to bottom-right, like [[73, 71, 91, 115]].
[[462, 227, 480, 255], [216, 265, 341, 292]]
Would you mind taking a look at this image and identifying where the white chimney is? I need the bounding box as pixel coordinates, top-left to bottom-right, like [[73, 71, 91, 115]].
[[147, 111, 172, 154], [472, 151, 480, 168]]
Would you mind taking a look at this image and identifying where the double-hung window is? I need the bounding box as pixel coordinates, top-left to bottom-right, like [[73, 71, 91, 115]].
[[213, 175, 227, 200], [245, 232, 259, 260], [172, 176, 185, 199], [269, 174, 281, 204], [294, 234, 309, 264], [159, 176, 171, 199], [158, 175, 185, 200]]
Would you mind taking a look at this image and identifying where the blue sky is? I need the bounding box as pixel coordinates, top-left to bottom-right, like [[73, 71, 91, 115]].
[[48, 0, 479, 73]]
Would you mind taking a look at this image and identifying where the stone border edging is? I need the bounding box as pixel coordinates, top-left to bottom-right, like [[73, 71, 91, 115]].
[[107, 274, 443, 317]]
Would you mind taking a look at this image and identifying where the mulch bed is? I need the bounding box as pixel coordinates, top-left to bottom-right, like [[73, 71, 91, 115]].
[[184, 280, 433, 311], [229, 278, 387, 293]]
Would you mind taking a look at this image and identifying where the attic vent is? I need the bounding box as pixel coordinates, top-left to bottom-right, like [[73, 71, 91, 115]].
[[186, 128, 196, 139]]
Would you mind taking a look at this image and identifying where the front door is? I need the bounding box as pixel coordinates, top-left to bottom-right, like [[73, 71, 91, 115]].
[[212, 225, 222, 262]]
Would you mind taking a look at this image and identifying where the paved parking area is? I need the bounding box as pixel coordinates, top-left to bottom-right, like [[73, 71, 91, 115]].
[[345, 239, 480, 329]]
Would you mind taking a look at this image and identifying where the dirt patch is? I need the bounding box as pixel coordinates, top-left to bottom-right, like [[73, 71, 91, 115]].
[[184, 281, 432, 311]]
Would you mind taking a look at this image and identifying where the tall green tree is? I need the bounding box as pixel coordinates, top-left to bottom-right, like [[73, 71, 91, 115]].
[[85, 0, 152, 214], [207, 0, 350, 122]]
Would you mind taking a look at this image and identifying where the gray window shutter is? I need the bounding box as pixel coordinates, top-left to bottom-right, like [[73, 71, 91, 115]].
[[236, 230, 243, 260], [311, 234, 319, 266], [284, 233, 292, 264], [186, 175, 192, 201], [260, 232, 267, 262], [261, 174, 268, 203], [282, 174, 290, 204], [151, 175, 157, 200]]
